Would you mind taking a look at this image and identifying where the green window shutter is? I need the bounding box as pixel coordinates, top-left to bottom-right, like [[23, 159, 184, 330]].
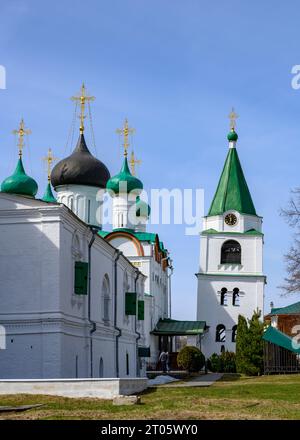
[[138, 300, 145, 320], [138, 346, 150, 357], [125, 292, 137, 315], [74, 261, 88, 295]]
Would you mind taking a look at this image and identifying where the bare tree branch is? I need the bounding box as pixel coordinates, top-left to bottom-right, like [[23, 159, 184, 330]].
[[280, 189, 300, 295]]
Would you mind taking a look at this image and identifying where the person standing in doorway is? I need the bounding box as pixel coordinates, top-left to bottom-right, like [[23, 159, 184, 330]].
[[159, 350, 168, 373]]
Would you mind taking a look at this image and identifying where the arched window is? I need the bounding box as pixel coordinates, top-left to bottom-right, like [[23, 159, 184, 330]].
[[99, 357, 104, 378], [126, 352, 129, 376], [72, 233, 81, 259], [232, 325, 237, 342], [220, 287, 227, 306], [102, 275, 111, 322], [118, 213, 124, 228], [75, 355, 79, 378], [232, 288, 240, 306], [123, 272, 130, 321], [220, 345, 225, 354], [216, 324, 226, 342], [87, 199, 91, 223], [123, 271, 129, 292], [221, 240, 241, 264]]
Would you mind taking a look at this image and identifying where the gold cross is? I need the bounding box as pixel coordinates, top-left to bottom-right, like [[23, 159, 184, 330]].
[[228, 107, 238, 130], [116, 118, 135, 157], [42, 148, 58, 181], [12, 119, 31, 158], [71, 83, 95, 134], [129, 150, 141, 176]]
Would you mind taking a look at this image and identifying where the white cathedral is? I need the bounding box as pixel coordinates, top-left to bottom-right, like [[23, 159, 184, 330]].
[[0, 88, 264, 379]]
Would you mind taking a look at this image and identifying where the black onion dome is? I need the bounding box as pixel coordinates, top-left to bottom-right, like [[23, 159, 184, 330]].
[[51, 134, 110, 188]]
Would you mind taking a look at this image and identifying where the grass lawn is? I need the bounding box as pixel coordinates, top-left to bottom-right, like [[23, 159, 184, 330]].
[[1, 374, 300, 420]]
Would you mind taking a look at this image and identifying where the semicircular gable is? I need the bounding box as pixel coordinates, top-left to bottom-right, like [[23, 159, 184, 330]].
[[105, 231, 144, 257]]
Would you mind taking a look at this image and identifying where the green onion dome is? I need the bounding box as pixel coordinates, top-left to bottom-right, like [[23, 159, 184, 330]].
[[227, 129, 238, 142], [136, 196, 151, 217], [1, 158, 38, 197], [42, 182, 57, 203], [106, 157, 143, 195]]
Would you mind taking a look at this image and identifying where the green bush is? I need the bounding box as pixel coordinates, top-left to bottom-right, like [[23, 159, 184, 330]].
[[207, 353, 222, 372], [177, 346, 205, 372], [221, 351, 236, 373], [207, 351, 236, 373]]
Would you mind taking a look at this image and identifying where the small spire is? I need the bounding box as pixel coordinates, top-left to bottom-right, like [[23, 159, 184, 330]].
[[42, 148, 58, 181], [228, 107, 238, 131], [12, 119, 31, 158], [129, 150, 141, 176], [227, 108, 239, 144], [71, 83, 95, 134], [116, 118, 135, 158], [42, 182, 56, 203]]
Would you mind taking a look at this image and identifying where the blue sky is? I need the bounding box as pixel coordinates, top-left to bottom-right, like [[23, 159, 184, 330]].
[[0, 0, 300, 318]]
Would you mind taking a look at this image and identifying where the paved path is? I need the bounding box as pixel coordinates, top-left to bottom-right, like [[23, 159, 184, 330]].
[[159, 373, 223, 388]]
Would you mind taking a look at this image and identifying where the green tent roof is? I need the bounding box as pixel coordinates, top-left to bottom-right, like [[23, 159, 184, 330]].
[[208, 144, 256, 217], [152, 319, 206, 336], [270, 301, 300, 316], [263, 325, 300, 354]]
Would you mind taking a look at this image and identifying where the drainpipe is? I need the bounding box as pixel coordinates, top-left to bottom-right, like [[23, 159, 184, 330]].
[[88, 227, 98, 378], [167, 259, 174, 319], [114, 250, 122, 378], [167, 261, 174, 352], [134, 269, 141, 377]]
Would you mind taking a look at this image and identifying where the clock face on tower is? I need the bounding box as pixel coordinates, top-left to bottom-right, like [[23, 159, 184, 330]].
[[225, 213, 237, 226]]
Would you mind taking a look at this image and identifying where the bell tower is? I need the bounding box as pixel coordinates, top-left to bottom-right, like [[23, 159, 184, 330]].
[[196, 110, 265, 357]]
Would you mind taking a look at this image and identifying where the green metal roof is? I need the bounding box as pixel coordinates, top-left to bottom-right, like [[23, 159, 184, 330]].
[[152, 318, 206, 336], [201, 228, 263, 236], [136, 195, 151, 217], [1, 158, 38, 198], [263, 325, 300, 354], [270, 301, 300, 316], [208, 144, 257, 217], [98, 230, 110, 238], [100, 229, 167, 253], [106, 157, 143, 195], [42, 182, 57, 203]]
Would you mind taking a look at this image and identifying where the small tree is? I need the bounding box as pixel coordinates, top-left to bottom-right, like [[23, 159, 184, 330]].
[[247, 311, 264, 375], [236, 312, 264, 375], [236, 315, 249, 374], [177, 346, 205, 373]]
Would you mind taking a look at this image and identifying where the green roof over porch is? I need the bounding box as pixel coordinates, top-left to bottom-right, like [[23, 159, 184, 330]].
[[262, 325, 300, 354], [270, 301, 300, 316], [152, 319, 206, 336]]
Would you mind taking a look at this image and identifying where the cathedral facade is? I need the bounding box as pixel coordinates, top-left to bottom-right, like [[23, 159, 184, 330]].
[[0, 87, 171, 379]]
